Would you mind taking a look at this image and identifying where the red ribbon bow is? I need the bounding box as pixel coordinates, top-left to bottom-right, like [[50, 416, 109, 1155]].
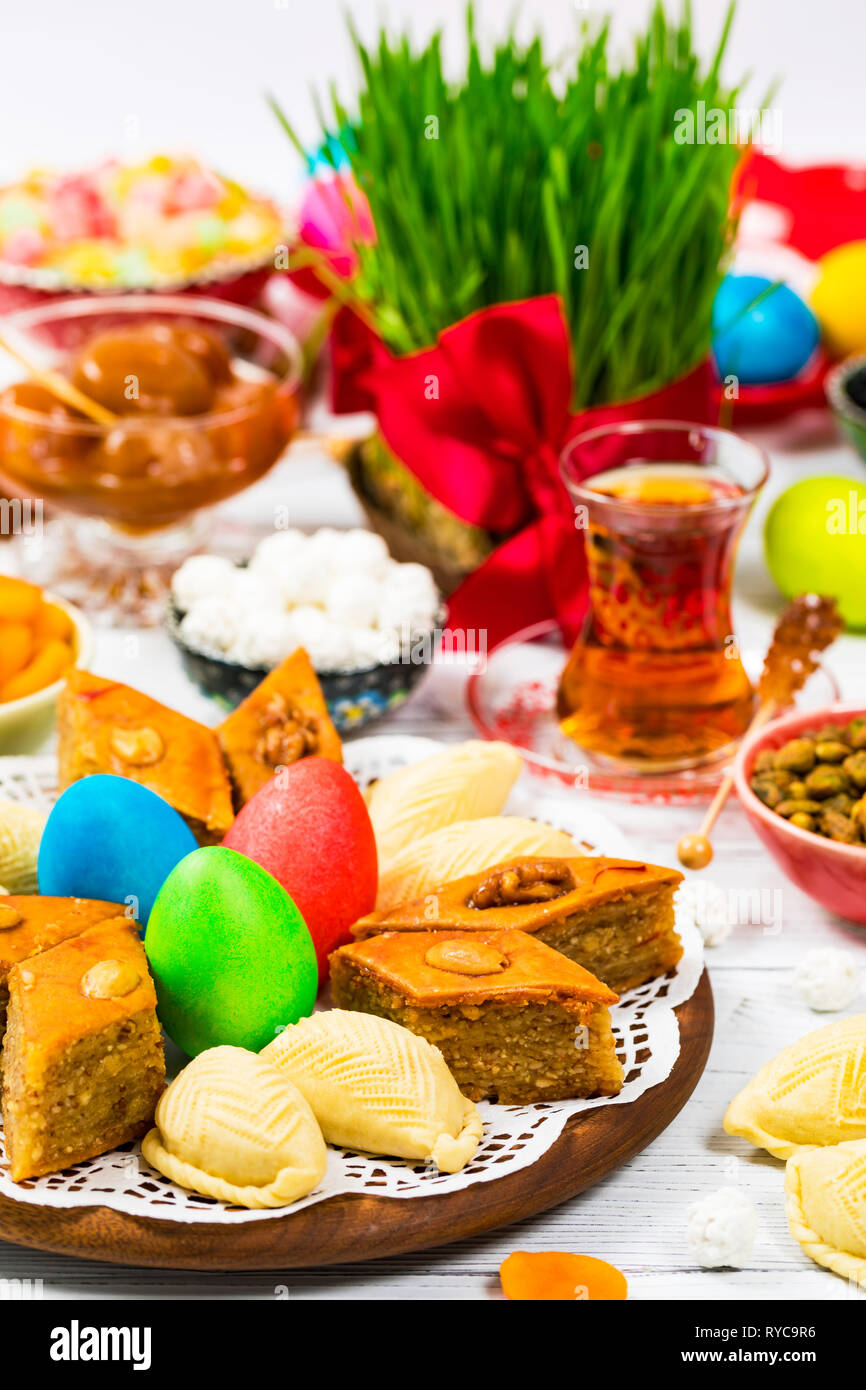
[[332, 294, 715, 649]]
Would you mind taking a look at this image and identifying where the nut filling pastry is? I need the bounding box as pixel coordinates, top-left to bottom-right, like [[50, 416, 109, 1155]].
[[217, 648, 342, 807], [0, 894, 126, 1043], [58, 669, 235, 844], [1, 917, 165, 1182], [353, 855, 684, 993], [330, 928, 624, 1104]]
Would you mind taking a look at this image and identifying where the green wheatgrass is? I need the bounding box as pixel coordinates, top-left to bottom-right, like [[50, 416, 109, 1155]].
[[273, 2, 757, 410]]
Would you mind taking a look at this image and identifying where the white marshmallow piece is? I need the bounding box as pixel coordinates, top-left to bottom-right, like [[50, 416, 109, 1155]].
[[178, 595, 244, 655], [686, 1188, 758, 1269], [171, 554, 238, 612], [226, 611, 299, 669], [793, 948, 861, 1012], [326, 571, 382, 630]]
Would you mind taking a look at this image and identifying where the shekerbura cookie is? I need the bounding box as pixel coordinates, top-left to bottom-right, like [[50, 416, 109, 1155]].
[[141, 1045, 326, 1208], [262, 1010, 482, 1173]]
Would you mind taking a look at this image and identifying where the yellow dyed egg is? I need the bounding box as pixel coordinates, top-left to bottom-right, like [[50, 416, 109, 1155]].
[[811, 241, 866, 357]]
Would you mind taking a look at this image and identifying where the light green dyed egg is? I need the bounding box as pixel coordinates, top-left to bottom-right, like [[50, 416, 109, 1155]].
[[145, 846, 318, 1057]]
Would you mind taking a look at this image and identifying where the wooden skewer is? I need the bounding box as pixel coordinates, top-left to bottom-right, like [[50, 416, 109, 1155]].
[[677, 700, 779, 869], [0, 331, 118, 429]]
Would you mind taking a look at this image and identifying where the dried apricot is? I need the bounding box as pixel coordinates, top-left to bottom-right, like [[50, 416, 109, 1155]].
[[0, 574, 42, 623], [500, 1251, 627, 1301], [32, 600, 73, 644], [0, 639, 73, 702], [0, 621, 34, 685]]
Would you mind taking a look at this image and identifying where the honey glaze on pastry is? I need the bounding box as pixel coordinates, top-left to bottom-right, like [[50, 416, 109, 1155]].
[[375, 817, 580, 912], [366, 740, 523, 862], [785, 1139, 866, 1288], [141, 1046, 327, 1209], [330, 929, 623, 1105], [724, 1014, 866, 1159], [57, 669, 234, 844], [262, 1010, 482, 1174], [2, 917, 164, 1181], [357, 855, 683, 993], [217, 648, 342, 807]]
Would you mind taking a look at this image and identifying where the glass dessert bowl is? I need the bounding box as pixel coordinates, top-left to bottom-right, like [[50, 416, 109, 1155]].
[[0, 295, 302, 623]]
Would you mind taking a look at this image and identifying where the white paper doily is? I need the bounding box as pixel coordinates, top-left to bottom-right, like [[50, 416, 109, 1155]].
[[0, 736, 704, 1223]]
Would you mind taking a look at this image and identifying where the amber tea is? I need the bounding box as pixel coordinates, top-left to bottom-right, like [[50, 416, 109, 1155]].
[[558, 425, 768, 769]]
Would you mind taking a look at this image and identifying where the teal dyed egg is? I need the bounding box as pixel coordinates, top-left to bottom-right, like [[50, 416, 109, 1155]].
[[145, 846, 318, 1057], [38, 774, 197, 925], [712, 274, 819, 385]]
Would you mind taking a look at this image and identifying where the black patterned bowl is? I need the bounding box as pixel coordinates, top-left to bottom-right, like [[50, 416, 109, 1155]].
[[165, 603, 441, 733]]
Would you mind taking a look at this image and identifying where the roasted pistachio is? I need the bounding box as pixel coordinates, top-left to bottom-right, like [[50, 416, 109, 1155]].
[[804, 766, 851, 799], [843, 751, 866, 791], [774, 738, 816, 773], [775, 798, 823, 818], [753, 748, 777, 774], [753, 721, 866, 848], [814, 724, 846, 743], [818, 809, 859, 843], [814, 740, 852, 764], [750, 777, 784, 809], [846, 719, 866, 750]]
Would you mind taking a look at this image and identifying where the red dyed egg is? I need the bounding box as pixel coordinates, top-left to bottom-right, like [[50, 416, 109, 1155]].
[[223, 758, 377, 980]]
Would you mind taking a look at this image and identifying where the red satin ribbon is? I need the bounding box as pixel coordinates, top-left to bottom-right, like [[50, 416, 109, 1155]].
[[332, 294, 715, 648]]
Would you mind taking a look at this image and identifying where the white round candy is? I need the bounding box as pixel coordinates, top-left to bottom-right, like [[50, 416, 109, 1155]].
[[178, 595, 243, 655], [287, 606, 354, 670], [376, 561, 439, 634], [250, 529, 308, 577], [330, 529, 391, 578], [350, 626, 400, 669], [226, 568, 278, 613], [686, 1188, 757, 1269], [676, 881, 731, 948], [225, 611, 299, 669], [793, 948, 861, 1012], [171, 555, 237, 612], [326, 572, 382, 629]]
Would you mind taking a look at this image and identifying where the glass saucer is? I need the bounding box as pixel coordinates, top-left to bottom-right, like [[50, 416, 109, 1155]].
[[466, 619, 842, 804]]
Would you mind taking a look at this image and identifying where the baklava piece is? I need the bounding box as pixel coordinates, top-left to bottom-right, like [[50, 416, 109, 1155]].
[[0, 894, 125, 1041], [58, 669, 235, 844], [330, 928, 623, 1104], [2, 917, 165, 1181], [352, 855, 684, 993], [217, 648, 342, 806]]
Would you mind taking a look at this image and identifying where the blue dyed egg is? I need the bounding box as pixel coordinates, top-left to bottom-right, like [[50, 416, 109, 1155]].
[[38, 775, 197, 925], [712, 274, 819, 385]]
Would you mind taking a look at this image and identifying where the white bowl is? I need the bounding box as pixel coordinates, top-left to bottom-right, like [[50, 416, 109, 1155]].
[[0, 594, 93, 753]]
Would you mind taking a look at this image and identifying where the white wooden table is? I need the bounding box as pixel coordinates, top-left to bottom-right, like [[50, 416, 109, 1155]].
[[1, 420, 864, 1302]]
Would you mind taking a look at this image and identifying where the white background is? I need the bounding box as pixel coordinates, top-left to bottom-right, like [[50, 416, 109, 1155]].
[[0, 0, 863, 197]]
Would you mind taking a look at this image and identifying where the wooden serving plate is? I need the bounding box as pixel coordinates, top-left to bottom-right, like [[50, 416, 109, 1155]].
[[0, 971, 713, 1270]]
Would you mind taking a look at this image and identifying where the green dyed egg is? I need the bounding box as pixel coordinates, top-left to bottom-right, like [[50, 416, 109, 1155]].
[[145, 846, 317, 1057]]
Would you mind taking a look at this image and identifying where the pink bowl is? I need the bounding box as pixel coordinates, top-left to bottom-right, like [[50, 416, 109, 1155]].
[[734, 701, 866, 925]]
